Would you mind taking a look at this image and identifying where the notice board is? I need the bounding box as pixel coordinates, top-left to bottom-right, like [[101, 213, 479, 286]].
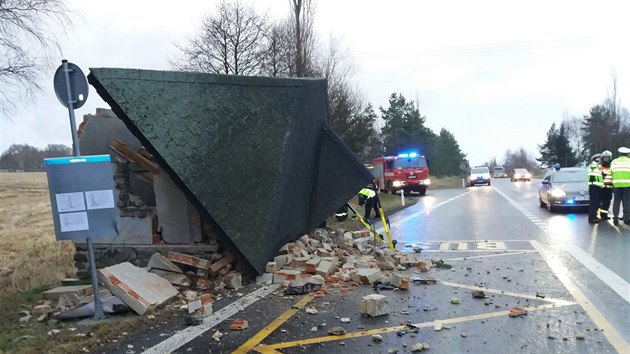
[[44, 155, 117, 241]]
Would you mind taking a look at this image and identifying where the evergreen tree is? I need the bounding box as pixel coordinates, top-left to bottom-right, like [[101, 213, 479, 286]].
[[432, 128, 467, 176], [538, 122, 578, 167], [581, 104, 617, 156], [380, 93, 436, 158]]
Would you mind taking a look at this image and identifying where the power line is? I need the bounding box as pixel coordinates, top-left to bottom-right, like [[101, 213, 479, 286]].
[[353, 38, 599, 61]]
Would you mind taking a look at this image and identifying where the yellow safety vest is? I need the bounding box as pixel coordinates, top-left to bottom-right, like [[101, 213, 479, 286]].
[[358, 188, 376, 199], [611, 156, 630, 188]]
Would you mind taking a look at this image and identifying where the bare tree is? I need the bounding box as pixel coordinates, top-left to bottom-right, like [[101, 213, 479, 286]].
[[503, 148, 539, 174], [172, 0, 269, 76], [261, 20, 292, 77], [289, 0, 316, 77], [0, 0, 71, 118], [315, 37, 379, 160], [562, 112, 587, 162]]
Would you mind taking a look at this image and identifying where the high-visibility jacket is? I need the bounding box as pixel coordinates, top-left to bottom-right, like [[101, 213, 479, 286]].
[[587, 161, 603, 187], [600, 166, 613, 188], [611, 156, 630, 188], [358, 188, 376, 199]]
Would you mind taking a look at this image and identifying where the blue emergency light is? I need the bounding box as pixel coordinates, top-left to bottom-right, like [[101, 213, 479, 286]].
[[398, 152, 419, 158]]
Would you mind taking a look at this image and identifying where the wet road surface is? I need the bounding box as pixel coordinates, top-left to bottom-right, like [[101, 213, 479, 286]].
[[101, 179, 630, 354]]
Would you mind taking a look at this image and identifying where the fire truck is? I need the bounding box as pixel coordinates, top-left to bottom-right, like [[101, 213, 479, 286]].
[[372, 152, 430, 195]]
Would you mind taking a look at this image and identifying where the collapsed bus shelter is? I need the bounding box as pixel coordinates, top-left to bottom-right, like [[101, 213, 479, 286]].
[[82, 68, 373, 274]]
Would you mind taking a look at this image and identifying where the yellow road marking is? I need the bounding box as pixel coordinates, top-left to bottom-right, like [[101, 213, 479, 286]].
[[443, 250, 538, 261], [439, 280, 575, 306], [255, 303, 573, 352], [531, 240, 630, 353], [232, 293, 315, 354]]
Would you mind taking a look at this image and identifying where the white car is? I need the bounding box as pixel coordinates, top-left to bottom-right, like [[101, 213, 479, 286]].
[[469, 166, 491, 186]]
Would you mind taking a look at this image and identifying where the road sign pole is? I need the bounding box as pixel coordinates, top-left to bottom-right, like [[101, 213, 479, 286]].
[[62, 60, 81, 157], [60, 59, 105, 320]]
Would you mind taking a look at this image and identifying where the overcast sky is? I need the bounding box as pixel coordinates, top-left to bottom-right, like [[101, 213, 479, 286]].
[[2, 0, 629, 165]]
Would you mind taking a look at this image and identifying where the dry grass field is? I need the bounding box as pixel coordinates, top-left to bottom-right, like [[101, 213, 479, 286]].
[[0, 172, 76, 297]]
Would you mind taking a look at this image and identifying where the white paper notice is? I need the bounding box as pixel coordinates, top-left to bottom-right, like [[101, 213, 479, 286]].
[[55, 192, 86, 212], [59, 212, 89, 232], [85, 190, 115, 210]]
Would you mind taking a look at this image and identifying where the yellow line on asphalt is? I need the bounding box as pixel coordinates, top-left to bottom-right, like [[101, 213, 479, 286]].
[[439, 280, 576, 306], [443, 250, 538, 261], [256, 302, 572, 352], [233, 293, 315, 354], [531, 240, 630, 353]]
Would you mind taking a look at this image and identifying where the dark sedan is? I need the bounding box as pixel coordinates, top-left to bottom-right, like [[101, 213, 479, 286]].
[[539, 167, 589, 212]]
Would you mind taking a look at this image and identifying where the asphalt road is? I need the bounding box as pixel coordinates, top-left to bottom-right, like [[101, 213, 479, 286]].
[[101, 179, 630, 354]]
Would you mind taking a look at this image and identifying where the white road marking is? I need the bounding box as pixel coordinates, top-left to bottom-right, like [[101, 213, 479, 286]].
[[376, 190, 471, 233], [493, 186, 630, 305], [562, 242, 630, 303], [443, 250, 538, 261], [531, 240, 630, 352], [141, 284, 280, 354]]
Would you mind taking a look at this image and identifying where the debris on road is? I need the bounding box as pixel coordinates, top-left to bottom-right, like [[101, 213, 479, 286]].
[[471, 290, 486, 299], [229, 318, 249, 330], [433, 259, 452, 269], [411, 343, 430, 351], [434, 319, 443, 331], [328, 326, 346, 336], [305, 307, 319, 315], [509, 307, 528, 317], [360, 294, 390, 317], [372, 334, 383, 343], [575, 332, 586, 340], [411, 277, 437, 285], [450, 298, 460, 304], [211, 330, 223, 341]]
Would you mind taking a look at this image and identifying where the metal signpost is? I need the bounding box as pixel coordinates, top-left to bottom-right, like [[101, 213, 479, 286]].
[[50, 60, 109, 320]]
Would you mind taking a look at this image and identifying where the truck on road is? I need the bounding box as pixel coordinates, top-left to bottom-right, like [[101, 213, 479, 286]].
[[372, 152, 430, 195]]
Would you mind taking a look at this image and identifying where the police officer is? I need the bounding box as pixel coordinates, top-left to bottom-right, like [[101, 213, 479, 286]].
[[587, 153, 603, 223], [598, 151, 614, 220], [611, 147, 630, 225]]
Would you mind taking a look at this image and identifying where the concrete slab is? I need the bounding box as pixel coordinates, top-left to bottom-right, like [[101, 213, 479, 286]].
[[154, 170, 193, 244], [42, 285, 93, 301], [148, 252, 183, 273], [98, 262, 178, 315]]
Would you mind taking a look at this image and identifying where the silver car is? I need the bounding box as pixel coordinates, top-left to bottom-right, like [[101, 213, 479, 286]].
[[538, 167, 589, 212]]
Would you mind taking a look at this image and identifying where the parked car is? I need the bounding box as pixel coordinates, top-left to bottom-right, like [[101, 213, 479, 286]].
[[511, 168, 531, 182], [538, 167, 589, 212], [468, 166, 491, 186]]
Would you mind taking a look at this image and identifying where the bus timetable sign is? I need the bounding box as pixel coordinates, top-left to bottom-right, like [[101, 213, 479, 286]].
[[44, 155, 117, 241]]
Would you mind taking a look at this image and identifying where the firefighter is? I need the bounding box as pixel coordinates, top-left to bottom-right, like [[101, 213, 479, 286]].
[[335, 205, 348, 222], [587, 153, 603, 223], [357, 180, 380, 220], [598, 151, 614, 220], [611, 147, 630, 225]]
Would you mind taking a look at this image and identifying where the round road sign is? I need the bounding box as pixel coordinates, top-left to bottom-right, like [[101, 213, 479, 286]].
[[53, 60, 89, 109]]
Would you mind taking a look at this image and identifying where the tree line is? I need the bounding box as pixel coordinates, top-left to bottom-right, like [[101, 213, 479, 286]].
[[2, 0, 468, 176], [0, 144, 72, 171], [484, 77, 629, 175], [539, 81, 630, 167], [170, 0, 467, 176]]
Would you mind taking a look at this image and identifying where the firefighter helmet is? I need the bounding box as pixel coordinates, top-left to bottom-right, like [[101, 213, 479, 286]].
[[601, 150, 612, 158], [591, 153, 601, 162]]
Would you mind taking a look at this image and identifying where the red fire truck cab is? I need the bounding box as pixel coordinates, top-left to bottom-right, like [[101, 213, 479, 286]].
[[372, 152, 430, 195]]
